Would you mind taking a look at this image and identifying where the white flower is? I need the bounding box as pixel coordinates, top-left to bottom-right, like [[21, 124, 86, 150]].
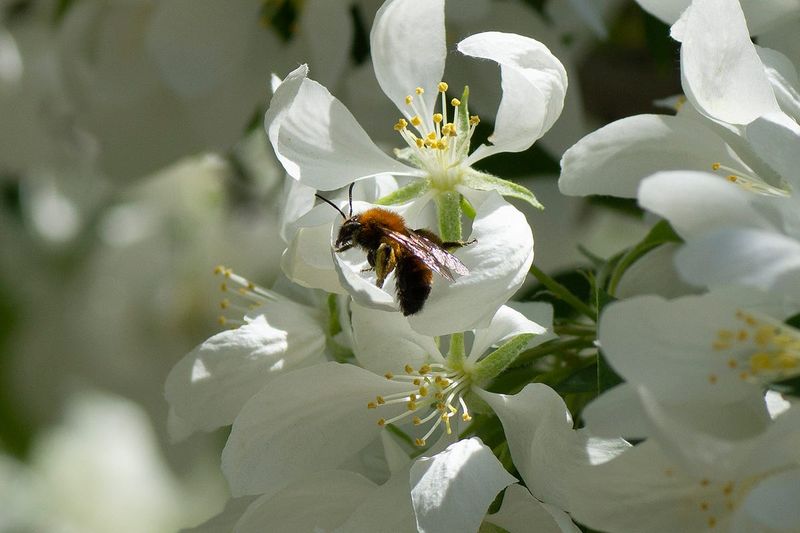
[[266, 0, 566, 206]]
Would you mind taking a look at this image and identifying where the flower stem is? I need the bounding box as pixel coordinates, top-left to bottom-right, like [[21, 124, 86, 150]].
[[529, 264, 597, 322], [435, 190, 462, 241]]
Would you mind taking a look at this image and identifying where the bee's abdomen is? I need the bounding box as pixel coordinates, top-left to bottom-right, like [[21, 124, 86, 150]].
[[396, 255, 433, 316]]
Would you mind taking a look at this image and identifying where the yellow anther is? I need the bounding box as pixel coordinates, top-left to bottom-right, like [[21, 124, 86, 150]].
[[438, 82, 448, 92], [415, 87, 424, 95], [738, 330, 749, 341], [469, 115, 480, 125], [708, 374, 718, 384], [419, 387, 429, 397], [739, 371, 749, 380], [419, 364, 431, 374], [712, 162, 722, 171], [410, 115, 422, 126], [413, 378, 421, 385], [754, 326, 775, 346], [214, 265, 225, 275], [409, 394, 417, 402], [378, 418, 386, 427], [700, 479, 711, 487], [712, 341, 731, 351], [700, 501, 710, 511], [433, 113, 443, 124], [247, 282, 255, 290], [220, 282, 228, 292], [415, 438, 426, 446], [394, 118, 408, 131], [436, 140, 447, 150], [664, 468, 674, 477], [237, 287, 248, 296], [462, 413, 472, 422], [405, 95, 413, 105], [717, 329, 734, 340], [723, 482, 733, 495], [412, 416, 422, 425], [426, 132, 436, 141], [708, 517, 717, 528], [778, 354, 798, 369], [376, 396, 386, 405], [415, 138, 424, 147], [451, 98, 461, 106], [367, 402, 377, 409], [217, 316, 227, 326], [405, 364, 414, 373], [750, 352, 772, 371], [727, 175, 738, 182], [434, 392, 443, 400], [407, 401, 417, 410], [220, 299, 230, 309], [384, 372, 394, 380], [727, 359, 738, 368]]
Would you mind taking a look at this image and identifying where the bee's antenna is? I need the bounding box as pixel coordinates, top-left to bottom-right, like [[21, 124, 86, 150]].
[[347, 182, 355, 217], [314, 193, 347, 220]]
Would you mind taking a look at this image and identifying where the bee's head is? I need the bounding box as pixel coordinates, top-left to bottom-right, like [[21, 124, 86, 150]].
[[335, 215, 361, 251]]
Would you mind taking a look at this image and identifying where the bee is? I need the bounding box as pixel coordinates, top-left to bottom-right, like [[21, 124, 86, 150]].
[[316, 184, 474, 316]]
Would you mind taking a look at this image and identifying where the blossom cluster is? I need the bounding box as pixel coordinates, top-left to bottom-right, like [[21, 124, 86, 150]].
[[160, 0, 800, 531]]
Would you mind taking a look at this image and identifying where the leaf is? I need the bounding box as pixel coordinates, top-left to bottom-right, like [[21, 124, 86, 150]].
[[375, 179, 430, 205], [463, 170, 543, 210]]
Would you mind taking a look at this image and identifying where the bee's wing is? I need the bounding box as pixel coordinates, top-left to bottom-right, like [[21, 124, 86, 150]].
[[383, 229, 469, 282]]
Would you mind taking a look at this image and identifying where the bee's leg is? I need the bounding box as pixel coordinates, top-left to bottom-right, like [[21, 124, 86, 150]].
[[362, 249, 376, 272], [374, 242, 396, 288], [412, 228, 476, 251]]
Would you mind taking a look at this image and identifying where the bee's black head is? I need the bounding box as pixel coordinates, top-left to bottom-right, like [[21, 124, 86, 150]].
[[335, 216, 361, 251]]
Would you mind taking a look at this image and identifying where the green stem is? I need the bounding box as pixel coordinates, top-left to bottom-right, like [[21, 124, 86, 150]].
[[512, 337, 595, 367], [447, 332, 465, 367], [435, 190, 462, 241], [529, 264, 597, 322]]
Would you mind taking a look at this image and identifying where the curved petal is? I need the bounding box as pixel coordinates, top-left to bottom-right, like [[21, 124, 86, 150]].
[[146, 0, 261, 98], [485, 484, 579, 533], [234, 471, 377, 533], [680, 0, 779, 124], [746, 111, 800, 190], [757, 46, 800, 120], [468, 304, 547, 364], [634, 0, 689, 27], [477, 384, 629, 510], [370, 0, 446, 115], [297, 0, 353, 89], [184, 497, 256, 533], [409, 438, 517, 533], [351, 302, 443, 376], [221, 362, 409, 496], [165, 302, 326, 433], [676, 227, 800, 293], [740, 469, 800, 530], [614, 243, 701, 300], [458, 32, 567, 164], [559, 114, 743, 198], [407, 192, 533, 336], [265, 66, 418, 191], [334, 471, 417, 533], [637, 171, 775, 239], [581, 383, 651, 440]]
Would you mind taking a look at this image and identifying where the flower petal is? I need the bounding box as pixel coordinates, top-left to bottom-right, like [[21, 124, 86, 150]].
[[581, 383, 652, 440], [679, 0, 779, 124], [234, 471, 377, 533], [351, 302, 443, 375], [370, 0, 446, 115], [265, 66, 418, 191], [296, 0, 353, 88], [409, 437, 517, 533], [221, 362, 409, 496], [745, 111, 800, 190], [485, 484, 580, 533], [458, 32, 567, 164], [675, 227, 800, 293], [740, 469, 800, 530], [468, 304, 547, 363], [165, 303, 326, 434], [477, 384, 629, 510], [637, 171, 774, 239], [184, 497, 257, 533], [559, 114, 744, 198], [334, 471, 417, 533]]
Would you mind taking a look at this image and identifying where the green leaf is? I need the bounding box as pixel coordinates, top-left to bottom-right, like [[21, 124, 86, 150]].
[[473, 334, 536, 384], [462, 170, 543, 210], [375, 179, 430, 205], [455, 86, 471, 160], [607, 220, 682, 295], [435, 191, 462, 241]]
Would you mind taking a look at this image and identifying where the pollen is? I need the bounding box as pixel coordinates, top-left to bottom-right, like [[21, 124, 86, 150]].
[[415, 87, 424, 95], [451, 98, 460, 106], [437, 82, 448, 92], [394, 118, 408, 131], [410, 115, 422, 126]]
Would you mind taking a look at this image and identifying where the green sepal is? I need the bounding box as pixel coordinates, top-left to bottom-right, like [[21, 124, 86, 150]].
[[460, 195, 476, 219], [375, 179, 430, 205], [455, 86, 471, 160], [393, 146, 423, 168], [606, 220, 682, 296], [463, 170, 543, 210], [435, 190, 463, 241], [472, 333, 535, 385]]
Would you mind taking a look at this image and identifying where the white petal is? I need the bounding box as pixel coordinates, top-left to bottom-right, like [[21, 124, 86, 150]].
[[637, 171, 774, 239], [334, 471, 417, 533], [477, 384, 629, 510], [458, 32, 567, 164], [746, 111, 800, 190], [145, 0, 261, 98], [582, 384, 651, 440], [757, 46, 800, 120], [222, 362, 409, 496], [165, 304, 326, 433], [265, 66, 418, 191], [468, 305, 547, 364], [409, 437, 517, 533], [407, 192, 533, 336], [740, 469, 800, 530], [676, 228, 800, 293], [635, 0, 688, 27], [351, 302, 443, 375], [485, 484, 579, 533], [184, 497, 257, 533], [680, 0, 779, 124], [559, 114, 743, 198], [234, 471, 377, 533], [614, 243, 700, 300], [297, 0, 353, 88], [370, 0, 446, 115]]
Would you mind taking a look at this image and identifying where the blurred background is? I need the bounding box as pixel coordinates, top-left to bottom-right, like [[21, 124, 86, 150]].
[[0, 0, 687, 530]]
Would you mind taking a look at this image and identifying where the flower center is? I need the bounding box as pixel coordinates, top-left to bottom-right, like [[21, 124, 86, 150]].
[[707, 310, 800, 385], [213, 265, 279, 328], [711, 162, 789, 197], [368, 361, 473, 447], [393, 82, 480, 191]]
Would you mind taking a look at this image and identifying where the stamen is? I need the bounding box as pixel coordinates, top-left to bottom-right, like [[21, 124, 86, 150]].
[[711, 163, 789, 197]]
